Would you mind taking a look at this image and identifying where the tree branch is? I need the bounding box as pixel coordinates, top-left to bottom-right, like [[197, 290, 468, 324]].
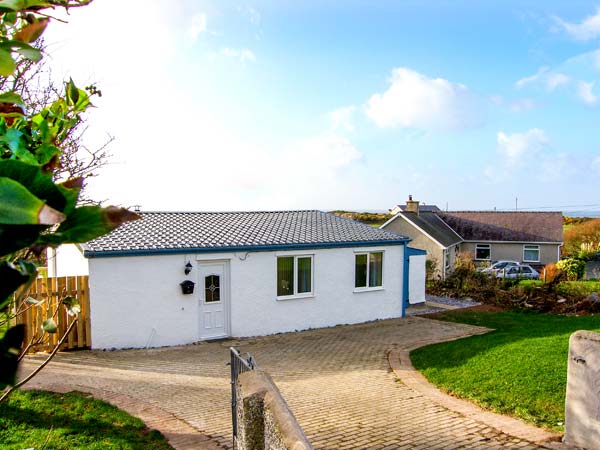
[[0, 318, 78, 403]]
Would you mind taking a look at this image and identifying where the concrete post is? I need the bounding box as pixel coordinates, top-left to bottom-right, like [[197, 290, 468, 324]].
[[564, 330, 600, 449]]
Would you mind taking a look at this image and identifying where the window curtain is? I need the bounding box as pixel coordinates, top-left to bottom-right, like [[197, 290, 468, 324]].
[[277, 257, 294, 296], [355, 254, 367, 288], [369, 252, 383, 287], [297, 257, 312, 293]]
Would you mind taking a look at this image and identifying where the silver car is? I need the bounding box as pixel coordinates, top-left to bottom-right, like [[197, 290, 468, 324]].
[[496, 264, 539, 279], [480, 260, 520, 273]]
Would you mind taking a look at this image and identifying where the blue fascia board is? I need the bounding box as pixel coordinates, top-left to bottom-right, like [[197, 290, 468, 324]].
[[83, 238, 410, 259], [406, 246, 427, 257]]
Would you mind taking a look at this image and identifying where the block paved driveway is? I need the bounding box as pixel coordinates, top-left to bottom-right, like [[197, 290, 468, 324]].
[[23, 316, 546, 449]]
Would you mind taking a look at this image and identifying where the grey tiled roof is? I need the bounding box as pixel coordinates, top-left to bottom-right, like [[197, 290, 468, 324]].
[[397, 212, 463, 247], [83, 210, 409, 257], [399, 204, 441, 212], [439, 211, 563, 242]]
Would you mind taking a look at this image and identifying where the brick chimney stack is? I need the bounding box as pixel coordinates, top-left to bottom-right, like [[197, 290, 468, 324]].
[[405, 195, 420, 214]]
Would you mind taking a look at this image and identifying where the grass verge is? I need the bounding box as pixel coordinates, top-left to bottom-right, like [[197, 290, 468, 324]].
[[0, 390, 173, 450], [410, 309, 600, 431]]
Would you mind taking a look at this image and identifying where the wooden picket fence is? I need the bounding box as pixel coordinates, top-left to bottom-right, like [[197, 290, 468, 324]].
[[16, 276, 91, 353]]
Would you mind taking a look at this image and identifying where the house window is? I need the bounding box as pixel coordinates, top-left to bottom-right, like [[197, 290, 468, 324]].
[[475, 244, 491, 260], [523, 245, 540, 262], [355, 252, 383, 289], [445, 250, 451, 270], [277, 255, 313, 297]]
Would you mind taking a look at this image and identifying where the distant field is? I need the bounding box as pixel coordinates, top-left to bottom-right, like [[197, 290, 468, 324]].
[[330, 210, 392, 226]]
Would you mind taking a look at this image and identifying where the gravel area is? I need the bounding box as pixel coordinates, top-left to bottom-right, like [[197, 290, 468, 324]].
[[406, 306, 446, 316], [426, 294, 481, 308], [406, 295, 481, 316]]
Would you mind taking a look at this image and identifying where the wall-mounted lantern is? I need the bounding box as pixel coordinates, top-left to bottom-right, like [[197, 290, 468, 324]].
[[184, 261, 193, 275], [180, 280, 195, 295]]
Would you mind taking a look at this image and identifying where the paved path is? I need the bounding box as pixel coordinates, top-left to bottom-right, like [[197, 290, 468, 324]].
[[21, 316, 561, 449]]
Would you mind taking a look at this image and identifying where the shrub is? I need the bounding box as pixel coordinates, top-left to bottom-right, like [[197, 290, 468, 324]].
[[541, 263, 561, 283], [425, 258, 438, 281], [562, 218, 600, 258], [556, 258, 586, 281]]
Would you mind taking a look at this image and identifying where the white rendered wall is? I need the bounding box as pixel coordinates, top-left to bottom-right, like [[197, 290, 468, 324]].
[[229, 245, 405, 338], [47, 244, 89, 277], [408, 254, 426, 304], [88, 245, 405, 349]]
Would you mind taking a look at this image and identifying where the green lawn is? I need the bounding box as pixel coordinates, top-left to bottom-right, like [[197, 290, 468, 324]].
[[411, 310, 600, 431], [0, 390, 173, 449]]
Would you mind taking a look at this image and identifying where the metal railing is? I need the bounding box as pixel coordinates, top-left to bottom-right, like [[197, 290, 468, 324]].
[[229, 347, 257, 443]]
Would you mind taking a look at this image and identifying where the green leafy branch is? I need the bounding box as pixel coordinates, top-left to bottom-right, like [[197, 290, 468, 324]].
[[0, 0, 139, 395]]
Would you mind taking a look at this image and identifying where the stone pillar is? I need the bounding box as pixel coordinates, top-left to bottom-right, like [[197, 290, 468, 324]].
[[564, 330, 600, 449], [235, 370, 312, 450]]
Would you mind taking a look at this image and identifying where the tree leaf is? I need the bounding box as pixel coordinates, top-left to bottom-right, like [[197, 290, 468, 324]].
[[0, 260, 35, 309], [0, 224, 45, 257], [0, 324, 25, 389], [0, 160, 69, 212], [0, 177, 65, 225], [57, 178, 82, 215], [52, 205, 140, 243], [0, 92, 24, 104], [42, 318, 57, 333], [15, 18, 48, 43], [25, 296, 43, 306], [63, 296, 80, 316], [0, 48, 16, 76], [66, 78, 79, 105], [0, 40, 42, 61], [14, 43, 41, 61]]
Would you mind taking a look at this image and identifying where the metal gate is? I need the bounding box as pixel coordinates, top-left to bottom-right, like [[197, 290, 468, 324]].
[[229, 347, 257, 443]]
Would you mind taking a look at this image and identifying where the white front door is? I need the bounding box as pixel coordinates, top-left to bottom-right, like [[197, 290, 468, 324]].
[[198, 261, 230, 340]]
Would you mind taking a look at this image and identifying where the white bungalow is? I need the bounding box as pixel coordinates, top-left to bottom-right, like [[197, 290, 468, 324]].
[[48, 210, 426, 349]]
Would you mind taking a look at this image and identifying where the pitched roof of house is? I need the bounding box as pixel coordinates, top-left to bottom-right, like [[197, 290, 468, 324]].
[[398, 204, 441, 212], [438, 211, 563, 243], [394, 212, 463, 247], [83, 210, 409, 257]]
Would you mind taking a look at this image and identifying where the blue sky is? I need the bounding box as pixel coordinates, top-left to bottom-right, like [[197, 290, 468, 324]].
[[45, 1, 600, 213]]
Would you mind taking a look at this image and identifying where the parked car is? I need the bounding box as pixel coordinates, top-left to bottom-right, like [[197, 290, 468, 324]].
[[479, 260, 520, 273], [496, 264, 539, 279]]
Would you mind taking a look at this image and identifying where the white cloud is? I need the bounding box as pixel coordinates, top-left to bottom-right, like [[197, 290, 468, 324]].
[[365, 67, 482, 131], [515, 67, 549, 88], [488, 130, 574, 184], [222, 47, 256, 63], [188, 13, 207, 40], [577, 81, 599, 105], [497, 129, 549, 166], [546, 73, 571, 90], [329, 106, 356, 132], [555, 7, 600, 41], [509, 98, 536, 112], [516, 67, 570, 91], [247, 7, 261, 25]]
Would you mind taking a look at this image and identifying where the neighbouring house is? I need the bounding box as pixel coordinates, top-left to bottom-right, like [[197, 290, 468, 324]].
[[48, 210, 426, 349], [381, 197, 563, 279]]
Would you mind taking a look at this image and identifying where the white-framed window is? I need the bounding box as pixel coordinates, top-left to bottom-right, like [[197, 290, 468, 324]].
[[523, 245, 540, 262], [355, 251, 383, 289], [277, 255, 313, 298], [475, 244, 491, 261], [445, 250, 451, 270]]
